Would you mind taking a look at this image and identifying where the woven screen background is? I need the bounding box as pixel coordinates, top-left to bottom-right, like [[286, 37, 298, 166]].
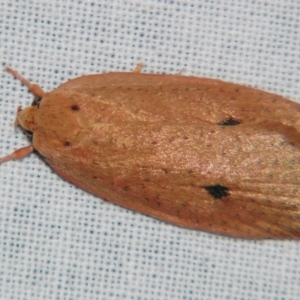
[[0, 1, 300, 299]]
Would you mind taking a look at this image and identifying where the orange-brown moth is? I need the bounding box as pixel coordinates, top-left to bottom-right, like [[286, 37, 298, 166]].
[[1, 65, 300, 239]]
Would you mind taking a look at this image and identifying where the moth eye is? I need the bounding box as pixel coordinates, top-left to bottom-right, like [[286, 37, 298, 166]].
[[203, 184, 229, 199], [31, 96, 42, 107], [218, 117, 241, 126]]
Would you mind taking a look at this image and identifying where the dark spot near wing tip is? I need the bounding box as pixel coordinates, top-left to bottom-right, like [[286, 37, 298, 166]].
[[64, 141, 71, 147], [71, 104, 80, 111], [161, 168, 169, 174], [123, 186, 129, 191], [218, 117, 241, 126], [31, 96, 42, 107], [92, 176, 97, 180], [203, 184, 229, 199]]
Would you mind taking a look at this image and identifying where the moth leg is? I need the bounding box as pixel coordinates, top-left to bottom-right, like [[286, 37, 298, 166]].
[[0, 146, 34, 164], [5, 67, 45, 98], [132, 63, 143, 73], [177, 67, 185, 75]]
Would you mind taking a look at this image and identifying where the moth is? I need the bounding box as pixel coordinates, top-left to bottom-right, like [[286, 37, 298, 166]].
[[1, 65, 300, 239]]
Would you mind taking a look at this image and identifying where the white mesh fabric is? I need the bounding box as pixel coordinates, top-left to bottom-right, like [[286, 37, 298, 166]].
[[1, 1, 300, 299]]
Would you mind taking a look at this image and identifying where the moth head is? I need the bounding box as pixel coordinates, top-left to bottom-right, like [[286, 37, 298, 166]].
[[15, 105, 38, 132]]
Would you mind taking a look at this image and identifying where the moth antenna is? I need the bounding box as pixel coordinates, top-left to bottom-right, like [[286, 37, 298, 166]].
[[5, 67, 46, 98]]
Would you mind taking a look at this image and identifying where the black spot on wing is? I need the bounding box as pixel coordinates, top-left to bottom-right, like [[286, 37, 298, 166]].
[[203, 184, 229, 199], [218, 117, 241, 126], [71, 104, 80, 111]]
